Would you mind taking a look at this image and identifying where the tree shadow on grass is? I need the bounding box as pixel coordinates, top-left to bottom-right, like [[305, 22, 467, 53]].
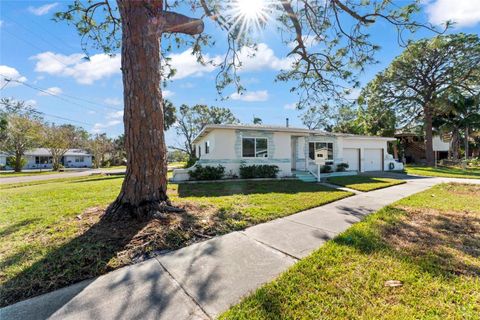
[[177, 180, 335, 198], [333, 205, 480, 277]]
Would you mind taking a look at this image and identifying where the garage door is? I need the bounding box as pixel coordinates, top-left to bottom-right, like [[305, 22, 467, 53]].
[[364, 148, 383, 171], [343, 148, 360, 171]]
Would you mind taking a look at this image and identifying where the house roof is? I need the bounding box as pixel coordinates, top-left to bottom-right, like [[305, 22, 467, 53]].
[[20, 148, 92, 157], [193, 124, 396, 143]]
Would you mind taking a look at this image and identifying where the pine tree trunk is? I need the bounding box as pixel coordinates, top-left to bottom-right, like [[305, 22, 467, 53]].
[[107, 0, 171, 220], [424, 105, 434, 166]]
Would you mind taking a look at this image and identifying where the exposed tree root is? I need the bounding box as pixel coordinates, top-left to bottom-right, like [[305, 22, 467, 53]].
[[104, 198, 185, 221]]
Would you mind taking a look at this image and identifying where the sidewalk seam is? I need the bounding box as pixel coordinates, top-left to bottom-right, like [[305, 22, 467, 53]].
[[238, 231, 300, 261], [154, 258, 212, 320]]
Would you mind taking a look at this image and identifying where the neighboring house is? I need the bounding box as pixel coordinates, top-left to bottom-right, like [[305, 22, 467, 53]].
[[173, 124, 403, 181], [395, 132, 450, 164], [0, 152, 7, 168], [1, 148, 93, 170]]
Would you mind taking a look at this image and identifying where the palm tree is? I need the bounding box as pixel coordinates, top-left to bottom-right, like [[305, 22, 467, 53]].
[[434, 93, 480, 160]]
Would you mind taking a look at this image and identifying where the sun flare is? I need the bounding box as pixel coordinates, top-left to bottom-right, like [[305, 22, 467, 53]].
[[226, 0, 275, 35]]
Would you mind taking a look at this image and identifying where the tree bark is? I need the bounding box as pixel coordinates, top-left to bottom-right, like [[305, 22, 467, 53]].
[[14, 151, 22, 172], [107, 0, 170, 220], [424, 105, 434, 166]]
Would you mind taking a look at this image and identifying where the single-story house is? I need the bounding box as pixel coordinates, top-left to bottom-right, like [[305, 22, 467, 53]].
[[0, 152, 7, 168], [395, 132, 451, 163], [172, 124, 403, 181], [0, 148, 93, 170]]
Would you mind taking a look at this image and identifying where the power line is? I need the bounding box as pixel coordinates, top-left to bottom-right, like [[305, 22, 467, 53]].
[[37, 110, 96, 127], [0, 75, 122, 115]]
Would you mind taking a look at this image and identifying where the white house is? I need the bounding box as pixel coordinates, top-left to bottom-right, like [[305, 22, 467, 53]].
[[0, 152, 7, 168], [1, 148, 93, 170], [172, 124, 403, 181]]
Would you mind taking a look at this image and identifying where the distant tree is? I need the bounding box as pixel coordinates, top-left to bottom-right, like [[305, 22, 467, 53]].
[[111, 134, 126, 165], [331, 105, 363, 134], [0, 99, 43, 172], [163, 100, 177, 131], [88, 134, 114, 168], [357, 88, 396, 137], [360, 33, 480, 165], [299, 105, 330, 130], [434, 93, 480, 160], [174, 104, 239, 158], [43, 124, 88, 171], [167, 150, 188, 163], [253, 117, 262, 125]]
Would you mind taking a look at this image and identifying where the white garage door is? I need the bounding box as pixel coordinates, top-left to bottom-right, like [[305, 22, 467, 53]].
[[343, 148, 359, 171], [364, 148, 383, 171]]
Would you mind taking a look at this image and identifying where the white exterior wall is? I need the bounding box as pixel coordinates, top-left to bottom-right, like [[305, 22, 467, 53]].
[[341, 138, 402, 171], [188, 129, 294, 178], [64, 155, 93, 168], [0, 155, 6, 167], [433, 136, 450, 152]]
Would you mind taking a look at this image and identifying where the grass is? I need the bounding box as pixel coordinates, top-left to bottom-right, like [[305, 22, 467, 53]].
[[221, 183, 480, 319], [405, 165, 480, 179], [327, 175, 405, 191], [0, 176, 351, 306]]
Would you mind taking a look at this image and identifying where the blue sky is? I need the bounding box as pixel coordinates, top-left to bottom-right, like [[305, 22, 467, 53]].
[[1, 0, 479, 148]]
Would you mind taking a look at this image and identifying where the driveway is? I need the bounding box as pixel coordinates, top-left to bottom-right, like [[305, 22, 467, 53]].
[[0, 169, 126, 185]]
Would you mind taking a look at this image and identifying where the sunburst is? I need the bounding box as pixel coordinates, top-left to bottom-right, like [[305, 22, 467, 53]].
[[224, 0, 277, 37]]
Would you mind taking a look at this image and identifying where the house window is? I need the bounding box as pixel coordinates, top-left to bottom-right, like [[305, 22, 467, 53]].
[[309, 142, 333, 162], [35, 156, 51, 164], [205, 141, 210, 154], [242, 138, 268, 158], [75, 156, 84, 163]]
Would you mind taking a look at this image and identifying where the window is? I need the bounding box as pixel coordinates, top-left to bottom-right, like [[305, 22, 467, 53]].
[[75, 156, 85, 163], [198, 145, 201, 157], [35, 156, 51, 164], [309, 142, 333, 162], [242, 138, 268, 158], [205, 141, 210, 154]]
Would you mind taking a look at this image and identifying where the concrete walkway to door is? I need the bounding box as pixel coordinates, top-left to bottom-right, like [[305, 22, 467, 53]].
[[2, 175, 479, 320]]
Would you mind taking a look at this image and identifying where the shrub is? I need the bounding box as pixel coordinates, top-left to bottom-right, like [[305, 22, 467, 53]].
[[188, 164, 225, 180], [321, 164, 333, 173], [239, 164, 279, 179], [6, 156, 27, 171], [185, 156, 198, 168], [336, 163, 349, 172]]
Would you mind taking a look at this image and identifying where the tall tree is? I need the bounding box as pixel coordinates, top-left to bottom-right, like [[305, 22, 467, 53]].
[[359, 33, 480, 165], [357, 87, 397, 137], [88, 134, 114, 168], [42, 124, 88, 171], [299, 105, 330, 130], [174, 104, 239, 157], [56, 0, 440, 219], [330, 105, 363, 134]]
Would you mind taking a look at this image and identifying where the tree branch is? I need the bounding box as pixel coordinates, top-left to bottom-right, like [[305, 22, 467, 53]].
[[162, 11, 204, 35]]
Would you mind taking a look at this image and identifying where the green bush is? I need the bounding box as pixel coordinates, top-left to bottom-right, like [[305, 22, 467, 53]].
[[188, 164, 225, 180], [239, 164, 279, 179], [336, 163, 349, 172], [185, 156, 198, 168], [6, 156, 27, 171], [321, 165, 333, 173]]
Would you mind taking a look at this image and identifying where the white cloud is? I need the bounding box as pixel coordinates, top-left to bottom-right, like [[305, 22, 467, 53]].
[[0, 65, 27, 88], [107, 110, 123, 120], [167, 50, 219, 80], [230, 90, 269, 102], [31, 52, 121, 84], [284, 102, 297, 110], [166, 43, 292, 80], [425, 0, 480, 27], [163, 90, 174, 98], [28, 2, 59, 16], [25, 99, 37, 107], [38, 86, 62, 96], [91, 120, 121, 134], [237, 43, 293, 72], [104, 97, 123, 106]]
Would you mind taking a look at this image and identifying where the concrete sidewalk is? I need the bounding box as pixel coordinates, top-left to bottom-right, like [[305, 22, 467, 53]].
[[2, 176, 479, 320]]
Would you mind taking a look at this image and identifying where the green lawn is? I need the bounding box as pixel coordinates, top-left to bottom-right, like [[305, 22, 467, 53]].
[[406, 165, 480, 179], [221, 183, 480, 319], [0, 177, 351, 306], [327, 175, 405, 191]]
